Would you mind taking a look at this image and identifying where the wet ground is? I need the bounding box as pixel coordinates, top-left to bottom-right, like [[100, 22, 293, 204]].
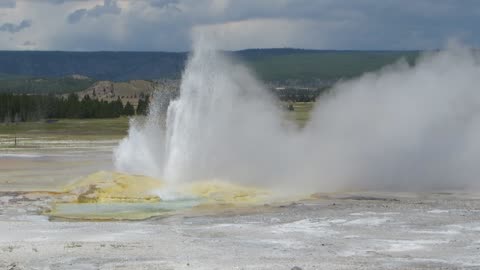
[[0, 134, 116, 191]]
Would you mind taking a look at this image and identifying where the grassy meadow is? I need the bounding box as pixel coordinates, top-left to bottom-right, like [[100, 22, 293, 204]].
[[287, 102, 314, 125], [0, 102, 314, 145], [0, 117, 130, 140]]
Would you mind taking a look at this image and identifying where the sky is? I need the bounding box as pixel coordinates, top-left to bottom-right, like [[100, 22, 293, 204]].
[[0, 0, 479, 51]]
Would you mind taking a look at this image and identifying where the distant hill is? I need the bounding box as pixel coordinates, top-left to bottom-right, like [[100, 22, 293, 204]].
[[0, 51, 186, 81], [78, 80, 157, 100], [0, 74, 95, 94], [0, 49, 420, 84], [74, 79, 178, 106], [237, 49, 419, 82]]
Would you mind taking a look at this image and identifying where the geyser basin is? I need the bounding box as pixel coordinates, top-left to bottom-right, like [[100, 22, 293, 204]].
[[47, 171, 271, 220]]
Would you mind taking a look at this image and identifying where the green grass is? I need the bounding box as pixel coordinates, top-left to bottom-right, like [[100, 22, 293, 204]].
[[286, 102, 315, 126], [0, 117, 130, 139], [0, 102, 316, 140], [293, 102, 314, 123]]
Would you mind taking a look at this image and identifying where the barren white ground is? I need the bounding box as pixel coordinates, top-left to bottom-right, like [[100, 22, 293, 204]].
[[1, 137, 480, 269], [2, 191, 480, 269]]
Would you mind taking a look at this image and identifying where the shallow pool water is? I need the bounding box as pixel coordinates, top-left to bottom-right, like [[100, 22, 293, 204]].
[[49, 199, 203, 220]]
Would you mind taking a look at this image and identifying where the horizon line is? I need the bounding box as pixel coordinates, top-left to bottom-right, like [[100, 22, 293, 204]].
[[0, 48, 428, 53]]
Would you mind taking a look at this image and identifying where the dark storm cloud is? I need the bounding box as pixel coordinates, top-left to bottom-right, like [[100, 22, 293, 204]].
[[0, 19, 32, 34], [317, 0, 480, 49], [67, 0, 121, 24]]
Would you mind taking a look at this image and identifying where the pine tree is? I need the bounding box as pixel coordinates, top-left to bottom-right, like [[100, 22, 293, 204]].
[[123, 101, 135, 116], [136, 99, 146, 115]]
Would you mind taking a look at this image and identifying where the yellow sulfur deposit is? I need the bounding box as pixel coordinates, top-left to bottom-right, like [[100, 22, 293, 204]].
[[61, 171, 268, 205], [47, 171, 271, 221], [186, 180, 269, 205], [63, 171, 163, 203]]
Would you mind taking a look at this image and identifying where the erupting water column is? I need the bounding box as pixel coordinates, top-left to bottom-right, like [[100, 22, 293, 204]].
[[115, 36, 292, 187]]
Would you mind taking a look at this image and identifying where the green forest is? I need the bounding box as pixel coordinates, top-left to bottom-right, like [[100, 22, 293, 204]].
[[0, 87, 332, 122], [0, 93, 149, 122]]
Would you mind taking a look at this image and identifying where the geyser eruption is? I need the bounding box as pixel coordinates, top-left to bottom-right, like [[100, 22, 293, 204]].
[[116, 37, 295, 188], [162, 42, 294, 185], [115, 39, 480, 192]]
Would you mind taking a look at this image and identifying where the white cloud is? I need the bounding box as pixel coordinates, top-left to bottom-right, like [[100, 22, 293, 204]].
[[192, 18, 348, 50]]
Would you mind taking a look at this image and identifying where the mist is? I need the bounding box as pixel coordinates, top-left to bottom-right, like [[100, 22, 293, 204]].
[[114, 38, 480, 193], [303, 45, 480, 191]]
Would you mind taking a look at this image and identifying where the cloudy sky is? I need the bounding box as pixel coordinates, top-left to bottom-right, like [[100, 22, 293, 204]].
[[0, 0, 479, 51]]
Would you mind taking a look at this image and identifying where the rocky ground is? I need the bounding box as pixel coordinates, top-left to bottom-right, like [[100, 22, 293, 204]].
[[1, 191, 479, 270]]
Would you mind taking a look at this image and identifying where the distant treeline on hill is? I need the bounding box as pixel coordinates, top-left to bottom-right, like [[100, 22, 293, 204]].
[[0, 49, 419, 82], [0, 75, 96, 94], [0, 93, 149, 122], [0, 51, 186, 81]]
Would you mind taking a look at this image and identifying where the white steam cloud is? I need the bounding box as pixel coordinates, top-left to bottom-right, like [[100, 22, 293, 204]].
[[115, 38, 480, 193]]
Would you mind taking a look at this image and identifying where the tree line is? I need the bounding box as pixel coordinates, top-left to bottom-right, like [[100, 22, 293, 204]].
[[0, 93, 150, 122]]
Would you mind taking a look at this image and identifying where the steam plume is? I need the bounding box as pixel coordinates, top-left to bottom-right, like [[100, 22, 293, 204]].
[[115, 39, 480, 193]]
